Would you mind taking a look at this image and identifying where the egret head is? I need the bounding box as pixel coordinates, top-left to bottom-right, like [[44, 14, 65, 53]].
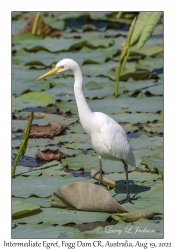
[[37, 58, 78, 81]]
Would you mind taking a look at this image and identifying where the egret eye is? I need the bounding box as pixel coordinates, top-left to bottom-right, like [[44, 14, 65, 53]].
[[58, 65, 64, 71]]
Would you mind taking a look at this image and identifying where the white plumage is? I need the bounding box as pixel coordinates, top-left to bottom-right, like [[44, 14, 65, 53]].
[[37, 58, 138, 204]]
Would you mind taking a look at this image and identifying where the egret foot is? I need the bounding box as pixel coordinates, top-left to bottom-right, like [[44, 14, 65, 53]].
[[98, 173, 103, 185], [118, 195, 140, 204], [98, 156, 103, 185], [93, 170, 103, 185]]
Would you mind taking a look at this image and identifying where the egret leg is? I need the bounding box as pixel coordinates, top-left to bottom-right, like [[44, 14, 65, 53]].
[[118, 159, 139, 204], [98, 156, 103, 185]]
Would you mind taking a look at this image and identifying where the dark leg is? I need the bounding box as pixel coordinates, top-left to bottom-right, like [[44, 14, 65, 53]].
[[118, 159, 140, 204], [98, 156, 103, 185]]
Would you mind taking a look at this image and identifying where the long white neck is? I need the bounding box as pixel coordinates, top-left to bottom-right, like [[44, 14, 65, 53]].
[[72, 63, 93, 135]]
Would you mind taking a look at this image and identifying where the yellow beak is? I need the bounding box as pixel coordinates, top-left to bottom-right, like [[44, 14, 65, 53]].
[[37, 67, 58, 81]]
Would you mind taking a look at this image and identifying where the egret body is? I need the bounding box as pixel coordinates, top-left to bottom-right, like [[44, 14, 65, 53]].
[[37, 59, 138, 204]]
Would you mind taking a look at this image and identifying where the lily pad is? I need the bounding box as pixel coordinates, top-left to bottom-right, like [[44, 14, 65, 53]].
[[12, 92, 55, 112], [12, 221, 79, 238], [12, 201, 40, 218], [12, 175, 94, 198], [61, 153, 126, 173], [107, 171, 162, 184], [14, 161, 63, 177], [13, 207, 112, 225], [30, 121, 66, 138], [13, 36, 114, 53], [138, 153, 163, 175], [35, 148, 69, 161], [12, 196, 52, 208], [52, 182, 128, 213]]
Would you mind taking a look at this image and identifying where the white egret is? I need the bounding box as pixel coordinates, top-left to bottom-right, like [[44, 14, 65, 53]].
[[37, 59, 138, 204]]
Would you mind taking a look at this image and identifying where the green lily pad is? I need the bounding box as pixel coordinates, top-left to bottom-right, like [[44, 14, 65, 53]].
[[13, 207, 112, 225], [107, 171, 162, 184], [81, 60, 134, 77], [12, 112, 78, 127], [12, 174, 94, 198], [12, 201, 40, 218], [42, 16, 65, 30], [111, 112, 162, 124], [12, 19, 29, 36], [12, 92, 55, 112], [12, 196, 52, 208], [108, 182, 163, 214], [13, 46, 118, 67], [13, 36, 114, 53], [121, 184, 163, 214], [108, 67, 151, 81], [61, 153, 127, 173], [139, 153, 163, 174], [129, 135, 163, 150], [54, 92, 163, 116], [88, 93, 163, 114], [12, 221, 79, 238], [142, 123, 163, 134]]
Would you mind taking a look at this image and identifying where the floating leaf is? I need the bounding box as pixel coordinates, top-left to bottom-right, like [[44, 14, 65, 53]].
[[12, 175, 94, 198], [12, 221, 78, 239], [12, 207, 112, 225], [35, 148, 69, 161], [113, 209, 154, 222], [52, 182, 128, 213], [91, 169, 116, 188], [30, 121, 66, 138], [12, 92, 55, 112], [139, 153, 163, 174], [12, 201, 40, 218], [12, 196, 52, 208]]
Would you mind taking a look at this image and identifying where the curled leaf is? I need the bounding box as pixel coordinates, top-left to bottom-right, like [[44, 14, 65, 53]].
[[135, 166, 159, 174], [30, 121, 66, 138], [52, 182, 128, 213], [113, 209, 154, 222], [35, 149, 69, 162], [91, 169, 116, 188]]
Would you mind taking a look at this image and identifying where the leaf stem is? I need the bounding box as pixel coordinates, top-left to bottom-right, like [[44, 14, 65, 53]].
[[114, 62, 122, 97], [12, 140, 25, 179], [121, 50, 130, 72], [12, 112, 34, 178]]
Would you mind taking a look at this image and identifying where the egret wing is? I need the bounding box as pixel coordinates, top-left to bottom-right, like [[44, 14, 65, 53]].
[[100, 121, 136, 166]]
